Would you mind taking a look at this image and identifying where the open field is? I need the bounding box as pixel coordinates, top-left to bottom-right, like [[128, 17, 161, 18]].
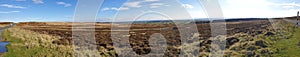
[[0, 18, 296, 57]]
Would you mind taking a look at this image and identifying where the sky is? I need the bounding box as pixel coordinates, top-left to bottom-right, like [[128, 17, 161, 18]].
[[0, 0, 300, 22]]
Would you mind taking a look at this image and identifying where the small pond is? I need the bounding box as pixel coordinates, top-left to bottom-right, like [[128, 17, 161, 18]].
[[0, 42, 9, 52]]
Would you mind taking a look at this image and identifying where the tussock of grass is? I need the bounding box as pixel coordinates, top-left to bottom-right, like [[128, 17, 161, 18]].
[[272, 28, 300, 57], [220, 20, 296, 57], [1, 27, 74, 57]]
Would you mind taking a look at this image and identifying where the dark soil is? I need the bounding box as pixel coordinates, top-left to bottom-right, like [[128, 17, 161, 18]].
[[17, 19, 272, 56]]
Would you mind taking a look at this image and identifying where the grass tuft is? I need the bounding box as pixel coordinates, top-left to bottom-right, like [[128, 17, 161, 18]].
[[1, 27, 74, 57]]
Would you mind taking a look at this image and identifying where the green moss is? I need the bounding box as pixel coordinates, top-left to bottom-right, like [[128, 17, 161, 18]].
[[271, 28, 300, 57]]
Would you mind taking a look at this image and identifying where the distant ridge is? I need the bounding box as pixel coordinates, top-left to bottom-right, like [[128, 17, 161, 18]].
[[98, 18, 270, 24]]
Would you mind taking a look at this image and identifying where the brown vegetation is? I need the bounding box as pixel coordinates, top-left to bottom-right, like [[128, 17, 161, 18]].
[[8, 19, 292, 56], [0, 22, 13, 28]]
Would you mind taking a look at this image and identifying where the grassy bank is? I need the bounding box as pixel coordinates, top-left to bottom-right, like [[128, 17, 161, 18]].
[[1, 27, 74, 57], [272, 27, 300, 57]]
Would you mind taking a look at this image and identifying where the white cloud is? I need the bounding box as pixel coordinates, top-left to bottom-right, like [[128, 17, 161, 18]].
[[27, 17, 43, 20], [101, 7, 130, 11], [149, 3, 169, 8], [150, 3, 165, 6], [3, 17, 46, 22], [121, 0, 164, 9], [16, 0, 26, 2], [118, 7, 130, 10], [110, 7, 119, 11], [11, 11, 21, 12], [273, 2, 300, 9], [150, 6, 159, 8], [56, 2, 72, 7], [0, 4, 26, 9], [0, 12, 9, 14], [188, 11, 207, 18], [182, 4, 194, 9], [32, 0, 44, 4], [0, 11, 21, 14], [221, 0, 300, 18], [144, 0, 159, 2], [101, 8, 110, 11], [124, 1, 142, 8]]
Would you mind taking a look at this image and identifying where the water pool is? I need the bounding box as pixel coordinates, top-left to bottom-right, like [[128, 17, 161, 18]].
[[0, 42, 9, 52]]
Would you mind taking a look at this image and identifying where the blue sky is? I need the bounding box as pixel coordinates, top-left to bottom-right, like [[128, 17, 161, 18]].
[[0, 0, 77, 22], [0, 0, 300, 22]]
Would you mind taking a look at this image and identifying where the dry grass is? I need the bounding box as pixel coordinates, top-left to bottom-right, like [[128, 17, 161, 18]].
[[0, 22, 13, 28], [222, 19, 295, 57], [2, 27, 74, 57]]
